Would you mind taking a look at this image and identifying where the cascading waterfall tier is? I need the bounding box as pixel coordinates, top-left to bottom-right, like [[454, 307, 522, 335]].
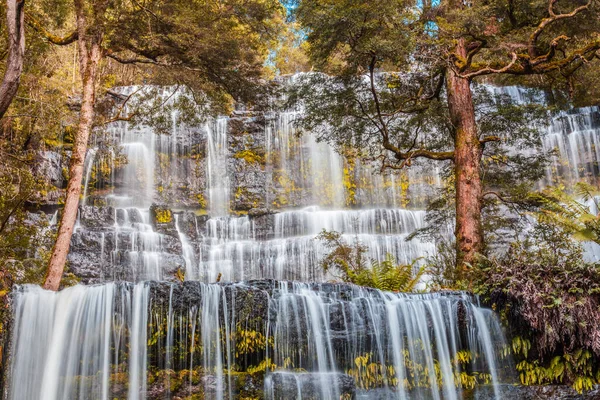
[[6, 281, 511, 400], [71, 94, 440, 283], [186, 207, 437, 283], [68, 83, 600, 283]]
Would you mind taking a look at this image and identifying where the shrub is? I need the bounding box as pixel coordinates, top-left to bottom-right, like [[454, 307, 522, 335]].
[[474, 222, 600, 391]]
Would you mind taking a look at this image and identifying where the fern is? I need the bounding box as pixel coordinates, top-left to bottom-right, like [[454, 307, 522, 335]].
[[317, 230, 425, 292], [533, 183, 600, 245]]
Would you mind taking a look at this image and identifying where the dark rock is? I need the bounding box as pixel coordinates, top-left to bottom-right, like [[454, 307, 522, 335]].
[[34, 151, 64, 188], [248, 207, 272, 217], [127, 208, 144, 224], [471, 385, 600, 400], [232, 160, 266, 211], [178, 211, 199, 240], [266, 372, 356, 399], [79, 206, 116, 229]]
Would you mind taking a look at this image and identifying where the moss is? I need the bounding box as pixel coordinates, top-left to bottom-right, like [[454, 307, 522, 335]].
[[155, 209, 173, 224], [342, 166, 357, 206], [399, 171, 410, 208], [273, 171, 300, 208], [234, 149, 265, 165], [196, 193, 207, 208]]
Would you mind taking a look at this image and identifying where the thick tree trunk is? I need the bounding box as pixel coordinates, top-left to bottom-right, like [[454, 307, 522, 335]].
[[43, 3, 102, 291], [446, 39, 483, 276], [0, 0, 25, 119]]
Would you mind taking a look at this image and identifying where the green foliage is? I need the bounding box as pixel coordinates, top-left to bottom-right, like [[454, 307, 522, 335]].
[[268, 21, 311, 76], [346, 350, 492, 391], [475, 221, 600, 355], [107, 0, 284, 108], [473, 217, 600, 392], [317, 230, 424, 292], [296, 0, 416, 75], [534, 182, 600, 245]]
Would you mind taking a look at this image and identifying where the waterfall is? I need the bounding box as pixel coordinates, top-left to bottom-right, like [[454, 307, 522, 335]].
[[66, 88, 443, 283], [63, 83, 600, 284], [207, 118, 230, 216], [7, 282, 510, 400], [176, 207, 434, 283], [16, 81, 589, 399], [542, 106, 600, 187], [81, 147, 98, 207]]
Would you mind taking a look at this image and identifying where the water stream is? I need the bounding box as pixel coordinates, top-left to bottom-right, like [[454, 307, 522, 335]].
[[7, 282, 511, 399]]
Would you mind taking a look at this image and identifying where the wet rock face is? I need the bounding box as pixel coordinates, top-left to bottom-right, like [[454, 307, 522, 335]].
[[34, 151, 65, 187], [153, 125, 208, 208], [266, 372, 356, 399], [472, 385, 600, 400], [32, 151, 66, 204], [79, 206, 116, 228], [68, 229, 184, 284], [229, 116, 269, 211], [68, 205, 185, 283]]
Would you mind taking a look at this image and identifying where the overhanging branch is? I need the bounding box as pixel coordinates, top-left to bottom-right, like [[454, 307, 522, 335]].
[[26, 14, 78, 45], [459, 52, 518, 79], [528, 0, 592, 59]]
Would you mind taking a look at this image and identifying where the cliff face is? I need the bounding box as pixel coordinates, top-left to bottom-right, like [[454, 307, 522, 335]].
[[27, 86, 600, 284], [9, 85, 600, 399], [30, 104, 439, 285]]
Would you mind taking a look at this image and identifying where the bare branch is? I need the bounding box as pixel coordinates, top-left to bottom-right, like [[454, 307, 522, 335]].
[[105, 51, 158, 65], [102, 85, 181, 125], [383, 147, 455, 170]]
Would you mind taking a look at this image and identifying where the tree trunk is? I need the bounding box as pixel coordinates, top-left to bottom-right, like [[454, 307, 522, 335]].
[[43, 3, 102, 291], [446, 39, 484, 276], [0, 0, 25, 119]]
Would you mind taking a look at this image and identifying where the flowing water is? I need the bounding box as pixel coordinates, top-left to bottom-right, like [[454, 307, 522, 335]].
[[8, 82, 600, 398], [7, 282, 511, 400]]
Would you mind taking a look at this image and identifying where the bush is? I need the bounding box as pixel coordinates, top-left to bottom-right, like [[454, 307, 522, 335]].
[[474, 222, 600, 391]]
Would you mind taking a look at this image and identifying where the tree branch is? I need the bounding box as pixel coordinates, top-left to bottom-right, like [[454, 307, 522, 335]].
[[383, 147, 455, 170], [368, 56, 390, 139], [460, 39, 487, 72], [0, 197, 24, 235], [531, 34, 570, 66], [459, 52, 519, 79], [480, 136, 502, 144], [528, 0, 592, 59], [26, 13, 78, 45], [102, 85, 180, 125], [106, 51, 158, 65]]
